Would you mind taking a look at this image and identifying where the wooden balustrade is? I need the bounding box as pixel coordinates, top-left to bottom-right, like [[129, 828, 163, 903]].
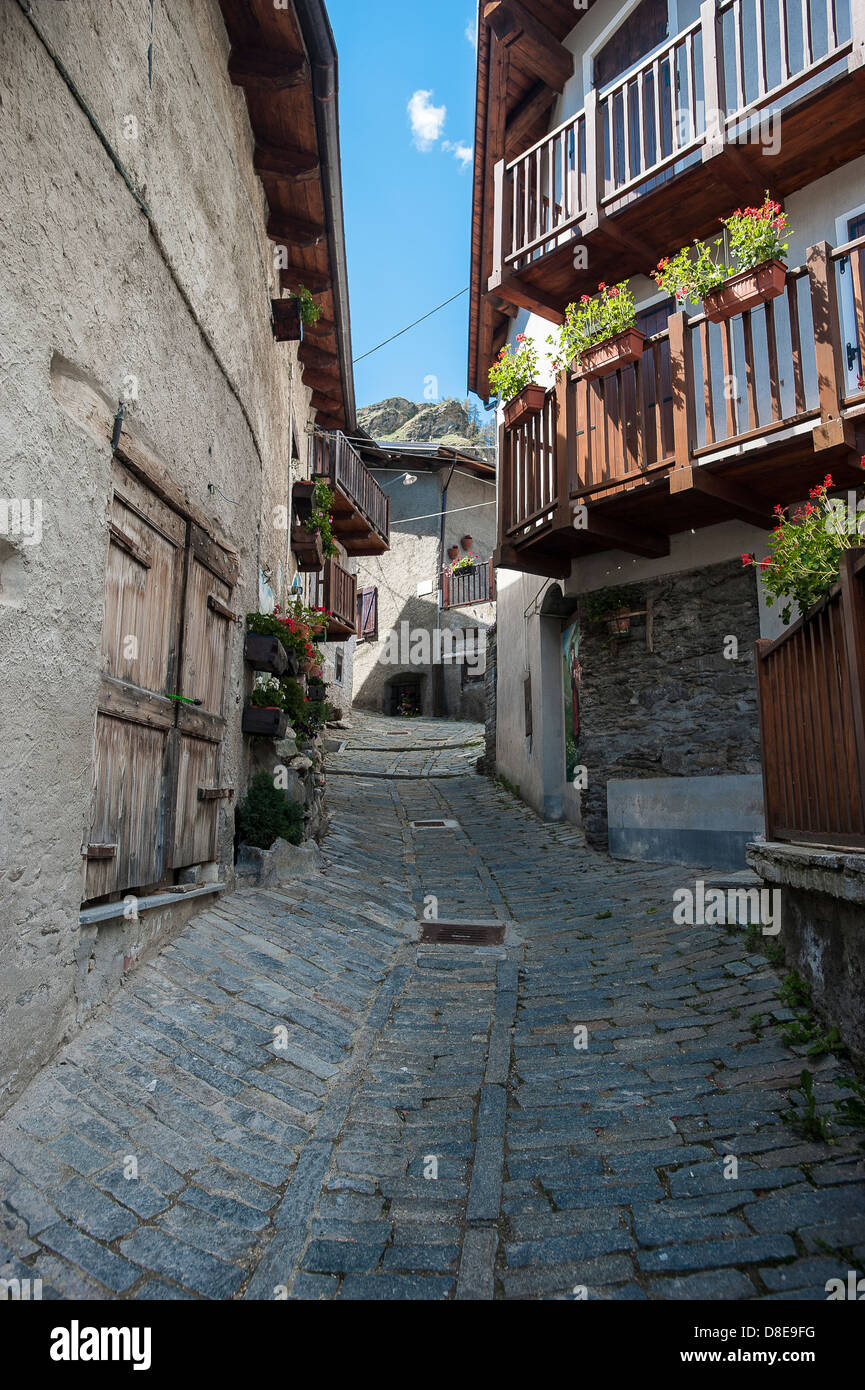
[[310, 430, 390, 553], [495, 0, 857, 272], [755, 549, 865, 848], [442, 559, 496, 609], [321, 557, 357, 641], [499, 239, 863, 561]]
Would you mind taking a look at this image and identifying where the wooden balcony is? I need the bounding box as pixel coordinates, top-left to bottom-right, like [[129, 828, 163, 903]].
[[310, 431, 390, 555], [756, 548, 865, 848], [496, 237, 865, 577], [490, 0, 865, 321], [320, 557, 357, 641], [441, 559, 496, 609]]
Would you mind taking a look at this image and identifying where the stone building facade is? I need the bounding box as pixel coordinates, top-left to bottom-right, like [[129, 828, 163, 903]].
[[0, 0, 356, 1113]]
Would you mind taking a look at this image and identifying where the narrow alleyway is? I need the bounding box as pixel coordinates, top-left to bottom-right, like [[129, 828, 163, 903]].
[[1, 716, 863, 1300]]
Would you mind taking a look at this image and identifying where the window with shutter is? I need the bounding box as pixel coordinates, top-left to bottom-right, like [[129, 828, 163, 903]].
[[356, 586, 378, 642]]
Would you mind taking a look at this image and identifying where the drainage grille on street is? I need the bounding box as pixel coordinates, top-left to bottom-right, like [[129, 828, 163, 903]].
[[420, 920, 506, 945], [410, 819, 460, 830]]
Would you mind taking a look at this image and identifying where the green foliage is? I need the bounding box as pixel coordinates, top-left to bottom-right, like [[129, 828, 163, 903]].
[[595, 909, 613, 920], [236, 771, 304, 850], [779, 971, 812, 1011], [743, 477, 857, 625], [548, 281, 637, 367], [653, 192, 791, 306], [833, 1076, 865, 1148], [488, 334, 541, 403], [785, 1068, 831, 1143], [251, 677, 286, 709], [579, 584, 643, 632], [305, 481, 339, 559], [294, 284, 322, 326]]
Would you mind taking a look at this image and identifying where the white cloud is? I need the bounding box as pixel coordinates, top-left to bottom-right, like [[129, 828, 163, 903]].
[[443, 140, 474, 170], [465, 17, 478, 48], [408, 89, 447, 150]]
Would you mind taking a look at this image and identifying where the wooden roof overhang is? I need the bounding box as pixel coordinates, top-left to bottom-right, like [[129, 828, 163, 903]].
[[218, 0, 355, 431], [469, 0, 598, 401]]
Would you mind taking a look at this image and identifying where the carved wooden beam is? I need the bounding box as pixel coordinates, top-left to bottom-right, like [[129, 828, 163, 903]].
[[229, 48, 308, 92], [302, 368, 342, 394], [254, 141, 320, 182], [280, 265, 331, 295], [505, 81, 556, 157], [267, 214, 327, 249], [578, 508, 670, 557], [299, 341, 339, 371], [669, 466, 774, 529], [483, 2, 573, 92]]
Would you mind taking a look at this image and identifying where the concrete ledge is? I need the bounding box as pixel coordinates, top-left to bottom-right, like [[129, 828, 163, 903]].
[[608, 774, 764, 871], [79, 883, 226, 926], [746, 841, 865, 904]]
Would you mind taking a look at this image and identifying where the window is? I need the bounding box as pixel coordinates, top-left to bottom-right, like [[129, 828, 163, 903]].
[[462, 628, 486, 685], [594, 0, 668, 88], [356, 586, 378, 642], [334, 648, 344, 684]]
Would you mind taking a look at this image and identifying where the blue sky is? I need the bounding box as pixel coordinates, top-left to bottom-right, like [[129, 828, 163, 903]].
[[328, 0, 491, 421]]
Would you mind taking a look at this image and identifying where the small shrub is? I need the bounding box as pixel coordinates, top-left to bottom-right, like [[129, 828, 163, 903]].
[[236, 771, 304, 851]]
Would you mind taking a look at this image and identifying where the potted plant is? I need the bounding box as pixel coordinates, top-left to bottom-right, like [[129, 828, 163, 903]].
[[741, 474, 856, 624], [461, 534, 473, 550], [549, 282, 642, 381], [489, 334, 546, 429], [304, 480, 339, 560], [294, 284, 322, 328], [580, 584, 644, 641], [242, 677, 289, 738], [307, 678, 327, 703], [245, 613, 299, 675], [292, 524, 324, 572], [451, 552, 479, 573], [653, 193, 790, 323], [447, 544, 460, 562]]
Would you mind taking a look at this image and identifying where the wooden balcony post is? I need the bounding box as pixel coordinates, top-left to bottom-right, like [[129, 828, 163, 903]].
[[497, 418, 510, 544], [583, 87, 604, 234], [489, 557, 496, 602], [807, 240, 845, 427], [490, 159, 506, 290], [839, 550, 865, 829], [700, 0, 725, 160], [668, 310, 693, 471], [851, 0, 865, 75], [554, 372, 572, 527], [753, 639, 777, 842]]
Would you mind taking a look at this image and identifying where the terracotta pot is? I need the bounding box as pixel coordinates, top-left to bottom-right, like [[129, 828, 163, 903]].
[[578, 328, 645, 380], [503, 382, 547, 429], [605, 609, 632, 636], [461, 535, 473, 550], [702, 260, 787, 324], [447, 545, 460, 562]]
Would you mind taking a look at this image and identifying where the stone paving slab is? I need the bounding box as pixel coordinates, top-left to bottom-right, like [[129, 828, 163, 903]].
[[2, 716, 863, 1299]]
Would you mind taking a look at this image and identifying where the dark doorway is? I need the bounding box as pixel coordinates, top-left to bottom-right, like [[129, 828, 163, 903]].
[[388, 676, 422, 717]]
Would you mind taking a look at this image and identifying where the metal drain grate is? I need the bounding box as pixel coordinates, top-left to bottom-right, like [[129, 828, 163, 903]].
[[420, 920, 506, 945], [411, 819, 460, 830]]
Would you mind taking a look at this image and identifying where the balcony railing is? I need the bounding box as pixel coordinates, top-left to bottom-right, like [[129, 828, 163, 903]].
[[310, 431, 390, 555], [441, 559, 496, 609], [496, 0, 859, 273], [755, 549, 865, 848], [320, 557, 357, 642], [499, 236, 865, 565]]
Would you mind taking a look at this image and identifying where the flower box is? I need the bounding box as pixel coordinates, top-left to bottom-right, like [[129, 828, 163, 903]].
[[702, 259, 787, 324], [578, 328, 645, 380], [271, 297, 303, 343], [606, 609, 632, 636], [306, 681, 327, 704], [503, 383, 547, 430], [244, 633, 297, 677], [292, 525, 324, 572], [242, 706, 288, 738]]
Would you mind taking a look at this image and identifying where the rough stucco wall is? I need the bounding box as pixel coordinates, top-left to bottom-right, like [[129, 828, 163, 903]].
[[0, 1, 315, 1112], [352, 466, 496, 719]]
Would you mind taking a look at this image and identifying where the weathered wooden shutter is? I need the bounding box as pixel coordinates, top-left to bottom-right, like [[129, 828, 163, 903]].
[[356, 586, 378, 641], [85, 464, 185, 899], [172, 527, 236, 871]]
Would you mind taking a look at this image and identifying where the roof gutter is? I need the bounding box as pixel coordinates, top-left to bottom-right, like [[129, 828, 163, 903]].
[[294, 0, 356, 431]]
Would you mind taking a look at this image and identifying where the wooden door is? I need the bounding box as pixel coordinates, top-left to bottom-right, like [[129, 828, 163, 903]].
[[85, 464, 185, 899], [172, 526, 236, 870], [85, 467, 237, 900]]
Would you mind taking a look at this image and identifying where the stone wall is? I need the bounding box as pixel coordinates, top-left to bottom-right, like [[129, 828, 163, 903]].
[[479, 625, 498, 774], [579, 558, 763, 848], [0, 2, 319, 1113]]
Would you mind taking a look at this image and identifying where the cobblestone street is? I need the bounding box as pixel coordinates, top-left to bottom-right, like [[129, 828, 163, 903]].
[[2, 717, 863, 1301]]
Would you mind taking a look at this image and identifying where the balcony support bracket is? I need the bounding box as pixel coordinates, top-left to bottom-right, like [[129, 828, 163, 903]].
[[669, 466, 773, 529]]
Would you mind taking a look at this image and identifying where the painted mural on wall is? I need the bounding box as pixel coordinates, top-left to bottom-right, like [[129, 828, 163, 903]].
[[562, 618, 582, 783]]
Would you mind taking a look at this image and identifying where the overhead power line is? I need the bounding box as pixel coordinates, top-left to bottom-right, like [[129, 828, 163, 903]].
[[352, 288, 469, 364]]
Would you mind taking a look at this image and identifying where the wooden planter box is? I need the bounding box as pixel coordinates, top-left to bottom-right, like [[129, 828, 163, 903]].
[[292, 479, 316, 520], [271, 297, 303, 343], [578, 328, 645, 380], [606, 609, 632, 636], [244, 632, 295, 676], [702, 260, 787, 323], [291, 525, 324, 572], [503, 383, 547, 429], [307, 681, 327, 704], [242, 706, 288, 738]]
